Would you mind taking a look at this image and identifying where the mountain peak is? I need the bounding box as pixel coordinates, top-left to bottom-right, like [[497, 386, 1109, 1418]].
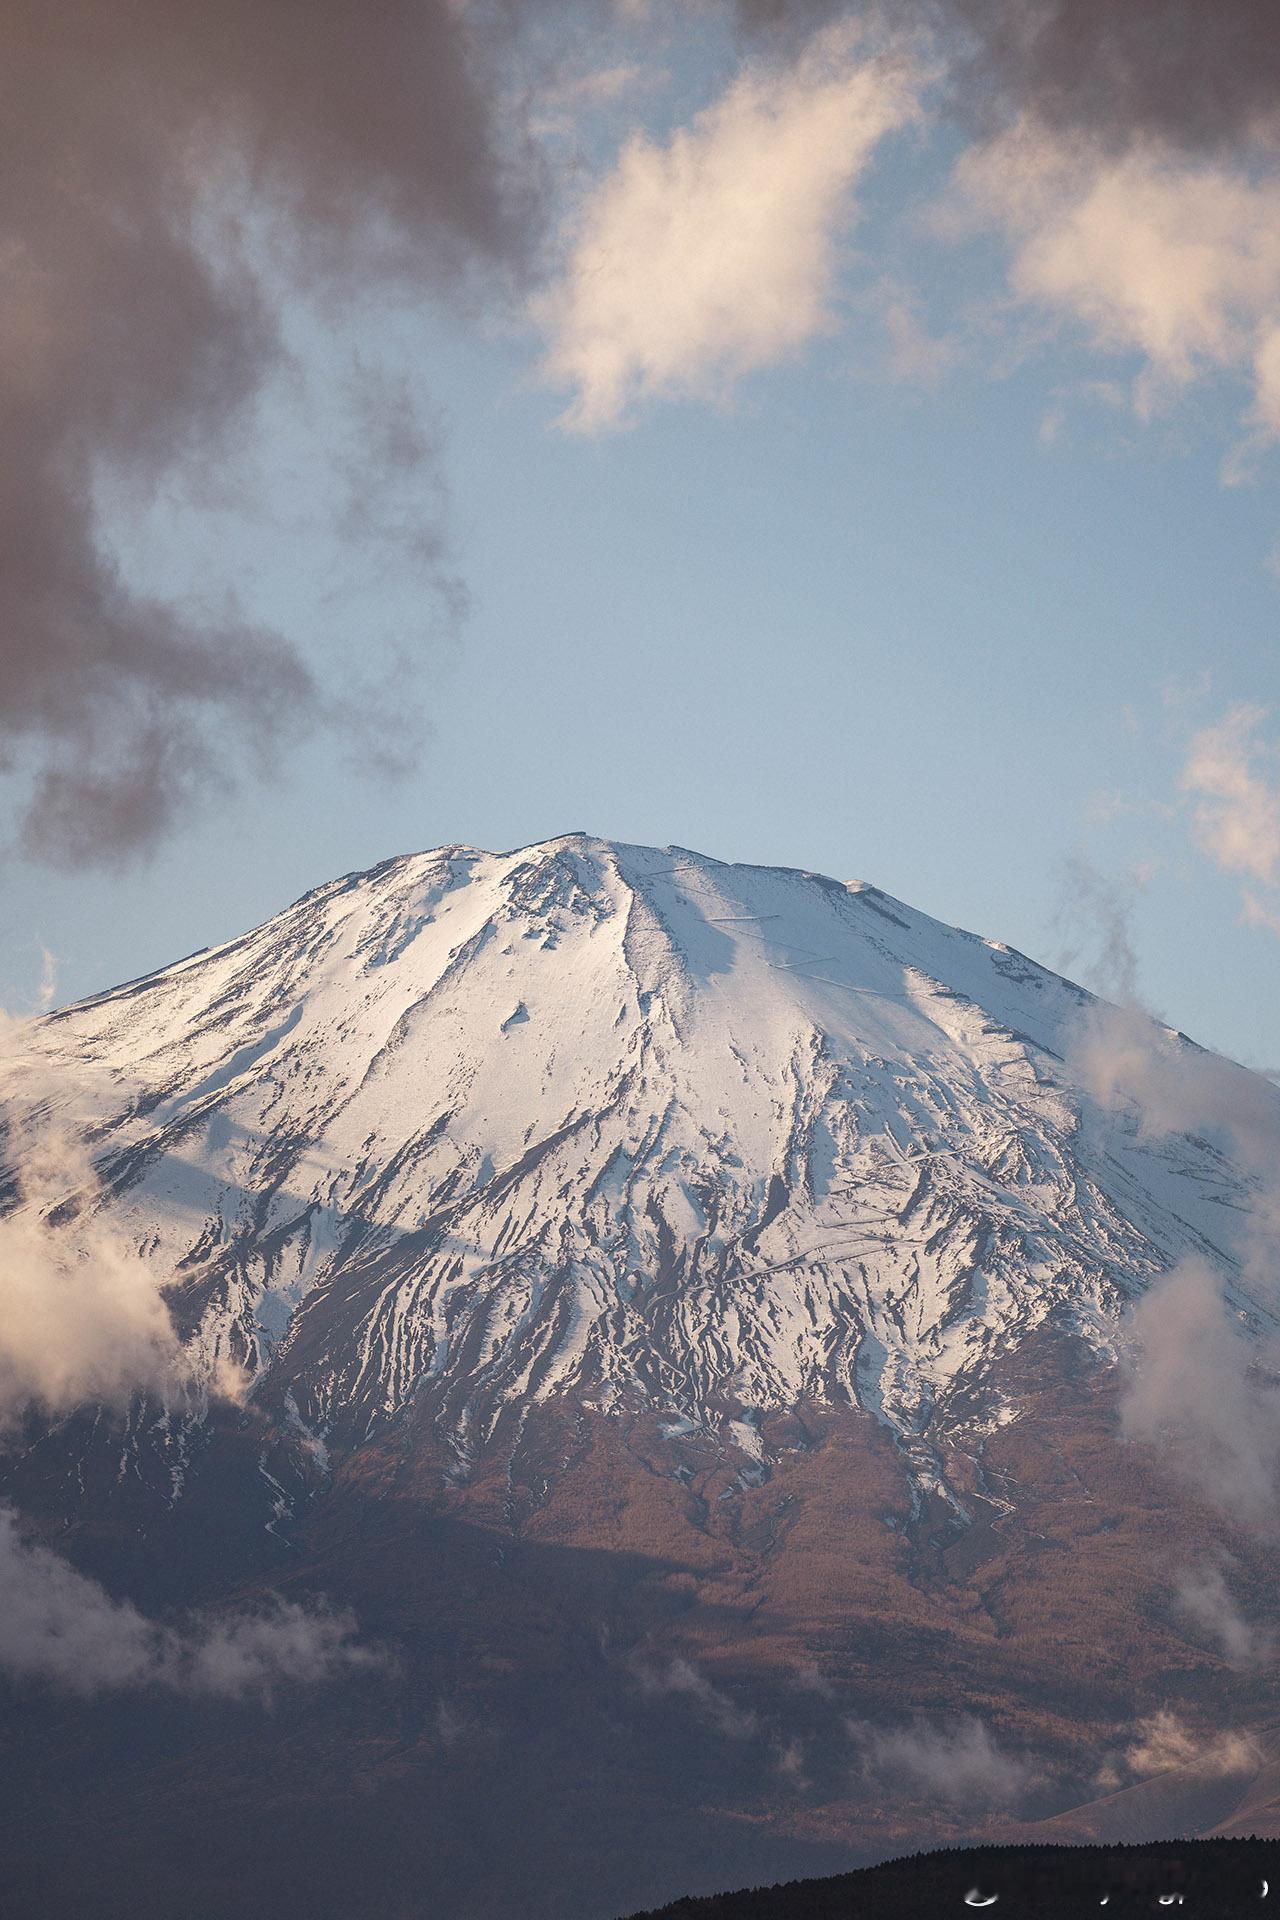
[[4, 836, 1259, 1504]]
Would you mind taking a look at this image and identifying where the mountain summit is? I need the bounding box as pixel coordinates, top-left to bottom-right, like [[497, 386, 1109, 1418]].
[[10, 834, 1257, 1497], [4, 837, 1278, 1920]]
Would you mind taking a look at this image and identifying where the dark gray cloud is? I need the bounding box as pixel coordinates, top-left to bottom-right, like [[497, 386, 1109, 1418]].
[[734, 0, 1280, 151], [1, 0, 540, 865], [947, 0, 1280, 151]]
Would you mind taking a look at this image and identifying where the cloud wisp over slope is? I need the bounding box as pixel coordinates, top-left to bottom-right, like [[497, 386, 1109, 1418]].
[[1059, 860, 1280, 1534], [0, 1504, 376, 1698]]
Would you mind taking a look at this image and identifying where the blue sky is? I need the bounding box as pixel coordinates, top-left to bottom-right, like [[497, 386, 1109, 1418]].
[[4, 5, 1279, 1068]]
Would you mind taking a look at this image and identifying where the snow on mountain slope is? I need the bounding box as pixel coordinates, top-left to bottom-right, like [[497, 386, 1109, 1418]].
[[0, 835, 1267, 1492]]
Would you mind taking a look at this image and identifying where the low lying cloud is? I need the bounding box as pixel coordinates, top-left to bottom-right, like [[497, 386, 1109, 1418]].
[[633, 1655, 760, 1739], [1173, 1562, 1268, 1667], [537, 19, 923, 430], [1072, 1012, 1280, 1526], [0, 1101, 242, 1429], [1073, 1000, 1279, 1156], [1117, 1710, 1261, 1784], [1120, 1257, 1280, 1531], [1061, 864, 1280, 1532], [0, 1129, 187, 1426], [434, 1696, 493, 1750], [773, 1735, 809, 1785], [0, 1021, 242, 1428], [847, 1712, 1033, 1809], [0, 1504, 373, 1699]]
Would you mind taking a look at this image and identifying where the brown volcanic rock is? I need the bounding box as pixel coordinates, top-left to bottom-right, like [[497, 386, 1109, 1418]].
[[3, 1331, 1278, 1920], [4, 840, 1280, 1917]]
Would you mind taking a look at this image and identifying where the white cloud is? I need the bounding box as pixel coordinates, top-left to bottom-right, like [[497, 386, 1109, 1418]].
[[1173, 1562, 1267, 1666], [0, 1504, 374, 1698], [954, 121, 1280, 450], [1183, 704, 1280, 895], [0, 1185, 180, 1424], [1243, 889, 1280, 938], [1068, 969, 1280, 1529], [0, 1116, 231, 1429], [874, 276, 959, 387], [1121, 1710, 1260, 1782], [847, 1712, 1032, 1809], [634, 1654, 759, 1738], [0, 1026, 243, 1429], [536, 21, 922, 431], [1120, 1256, 1280, 1531]]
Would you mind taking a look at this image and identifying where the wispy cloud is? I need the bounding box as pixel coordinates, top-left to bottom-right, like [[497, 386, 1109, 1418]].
[[0, 1504, 374, 1699], [1059, 858, 1280, 1530], [1052, 852, 1143, 1002], [531, 59, 663, 139], [847, 1712, 1034, 1808], [633, 1654, 760, 1738], [1183, 706, 1280, 934], [1, 0, 537, 865], [1173, 1561, 1269, 1666], [952, 121, 1280, 459]]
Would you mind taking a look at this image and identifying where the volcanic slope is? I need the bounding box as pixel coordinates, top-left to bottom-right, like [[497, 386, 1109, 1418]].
[[3, 833, 1267, 1496], [5, 836, 1280, 1920]]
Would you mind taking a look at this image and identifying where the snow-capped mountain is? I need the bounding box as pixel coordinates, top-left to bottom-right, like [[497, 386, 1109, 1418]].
[[5, 834, 1264, 1497], [6, 836, 1280, 1920]]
